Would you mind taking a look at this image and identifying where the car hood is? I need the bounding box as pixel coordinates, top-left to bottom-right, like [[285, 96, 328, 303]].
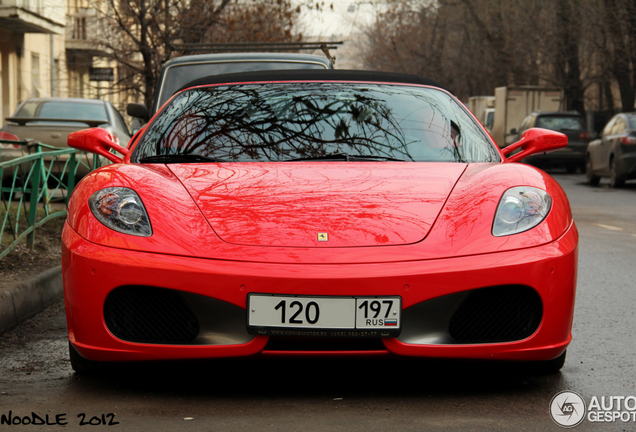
[[168, 162, 467, 248]]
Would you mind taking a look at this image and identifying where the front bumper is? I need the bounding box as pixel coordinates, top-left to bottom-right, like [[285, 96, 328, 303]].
[[63, 221, 578, 363]]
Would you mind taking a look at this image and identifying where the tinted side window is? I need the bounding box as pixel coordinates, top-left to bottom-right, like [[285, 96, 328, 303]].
[[602, 117, 616, 137], [519, 115, 533, 132], [613, 117, 627, 134], [485, 111, 494, 129], [111, 105, 130, 135], [15, 101, 39, 117]]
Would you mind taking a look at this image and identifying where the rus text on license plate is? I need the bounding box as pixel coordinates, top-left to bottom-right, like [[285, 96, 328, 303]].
[[247, 294, 401, 338]]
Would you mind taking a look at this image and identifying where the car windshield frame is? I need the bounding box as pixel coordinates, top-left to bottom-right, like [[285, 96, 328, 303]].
[[133, 82, 501, 164]]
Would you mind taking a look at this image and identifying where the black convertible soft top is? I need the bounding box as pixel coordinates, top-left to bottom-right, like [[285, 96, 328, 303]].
[[177, 69, 449, 94]]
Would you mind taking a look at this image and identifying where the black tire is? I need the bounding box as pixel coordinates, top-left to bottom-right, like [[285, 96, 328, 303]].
[[530, 350, 567, 374], [68, 341, 106, 375], [610, 157, 625, 188], [566, 165, 577, 174], [586, 157, 600, 186]]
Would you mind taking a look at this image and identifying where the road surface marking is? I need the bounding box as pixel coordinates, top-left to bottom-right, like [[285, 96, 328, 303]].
[[594, 223, 623, 231]]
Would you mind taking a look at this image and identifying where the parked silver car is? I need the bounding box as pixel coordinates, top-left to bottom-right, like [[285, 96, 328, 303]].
[[1, 97, 130, 149], [1, 98, 131, 182], [586, 112, 636, 187]]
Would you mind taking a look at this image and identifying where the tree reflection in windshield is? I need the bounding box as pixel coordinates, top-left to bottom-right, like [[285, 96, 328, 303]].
[[134, 83, 499, 163]]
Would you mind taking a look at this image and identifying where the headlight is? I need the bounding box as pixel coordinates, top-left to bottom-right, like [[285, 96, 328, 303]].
[[492, 187, 551, 236], [89, 187, 152, 236]]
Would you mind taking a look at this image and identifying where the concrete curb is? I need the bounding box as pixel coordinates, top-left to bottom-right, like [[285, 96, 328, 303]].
[[0, 265, 63, 335]]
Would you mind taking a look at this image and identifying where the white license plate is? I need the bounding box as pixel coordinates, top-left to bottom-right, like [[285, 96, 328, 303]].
[[247, 294, 401, 337]]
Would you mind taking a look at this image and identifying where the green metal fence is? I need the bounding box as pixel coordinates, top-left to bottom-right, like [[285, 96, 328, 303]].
[[1, 139, 105, 259]]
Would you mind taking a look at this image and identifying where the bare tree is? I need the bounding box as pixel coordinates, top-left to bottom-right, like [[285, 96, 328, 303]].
[[199, 0, 305, 44], [362, 0, 636, 118], [96, 0, 307, 110], [363, 0, 553, 100], [594, 0, 636, 112]]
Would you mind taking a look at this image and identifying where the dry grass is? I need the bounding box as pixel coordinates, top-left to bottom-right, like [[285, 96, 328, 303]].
[[0, 207, 65, 290]]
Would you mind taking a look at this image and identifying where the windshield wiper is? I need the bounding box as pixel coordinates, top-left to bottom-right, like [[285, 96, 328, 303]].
[[284, 153, 406, 162], [139, 154, 227, 164], [348, 155, 407, 162], [284, 152, 350, 162]]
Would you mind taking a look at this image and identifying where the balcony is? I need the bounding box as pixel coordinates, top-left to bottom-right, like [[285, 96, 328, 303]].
[[66, 8, 111, 56], [0, 0, 65, 34]]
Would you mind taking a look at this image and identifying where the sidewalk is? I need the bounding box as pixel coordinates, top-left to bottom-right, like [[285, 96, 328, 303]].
[[0, 266, 63, 334]]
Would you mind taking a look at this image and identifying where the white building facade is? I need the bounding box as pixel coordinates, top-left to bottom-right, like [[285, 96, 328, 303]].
[[0, 0, 124, 126]]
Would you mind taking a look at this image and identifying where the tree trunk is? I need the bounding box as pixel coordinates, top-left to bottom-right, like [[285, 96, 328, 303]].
[[556, 0, 586, 116]]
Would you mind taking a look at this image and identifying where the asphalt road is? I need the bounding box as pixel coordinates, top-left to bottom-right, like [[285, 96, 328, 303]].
[[1, 173, 635, 432]]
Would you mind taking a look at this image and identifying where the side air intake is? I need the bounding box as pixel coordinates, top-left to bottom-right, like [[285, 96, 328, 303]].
[[104, 286, 199, 344], [448, 285, 542, 343]]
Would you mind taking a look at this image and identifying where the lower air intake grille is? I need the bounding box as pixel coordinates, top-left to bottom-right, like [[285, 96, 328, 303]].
[[448, 286, 542, 343], [104, 286, 199, 344], [264, 337, 385, 351]]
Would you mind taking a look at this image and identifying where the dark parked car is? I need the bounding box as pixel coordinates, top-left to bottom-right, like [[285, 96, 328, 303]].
[[513, 112, 590, 173], [586, 112, 636, 187], [127, 52, 334, 123]]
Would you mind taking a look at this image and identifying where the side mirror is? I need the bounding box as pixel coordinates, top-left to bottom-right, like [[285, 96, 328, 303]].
[[127, 103, 149, 121], [68, 128, 129, 164], [502, 128, 567, 163]]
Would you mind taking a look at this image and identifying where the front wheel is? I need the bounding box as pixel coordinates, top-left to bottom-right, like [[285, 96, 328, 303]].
[[530, 350, 567, 374], [69, 342, 107, 375], [610, 158, 625, 188]]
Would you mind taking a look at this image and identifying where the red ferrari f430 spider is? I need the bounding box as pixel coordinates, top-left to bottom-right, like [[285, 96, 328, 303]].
[[62, 70, 577, 374]]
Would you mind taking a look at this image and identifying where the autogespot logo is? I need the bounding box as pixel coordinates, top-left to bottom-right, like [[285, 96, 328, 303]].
[[550, 391, 586, 428]]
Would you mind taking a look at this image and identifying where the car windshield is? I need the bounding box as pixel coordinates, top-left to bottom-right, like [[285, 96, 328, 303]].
[[16, 101, 108, 122], [134, 83, 500, 163], [536, 115, 585, 131]]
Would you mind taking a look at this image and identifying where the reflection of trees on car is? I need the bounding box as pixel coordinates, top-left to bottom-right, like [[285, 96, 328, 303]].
[[136, 84, 499, 164]]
